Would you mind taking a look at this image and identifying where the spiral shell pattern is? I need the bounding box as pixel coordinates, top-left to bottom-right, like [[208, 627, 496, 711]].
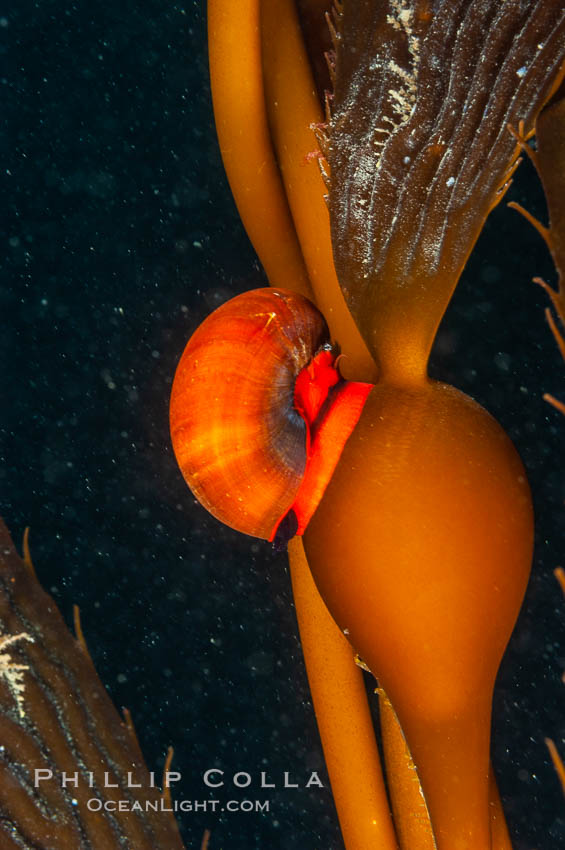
[[169, 288, 329, 539]]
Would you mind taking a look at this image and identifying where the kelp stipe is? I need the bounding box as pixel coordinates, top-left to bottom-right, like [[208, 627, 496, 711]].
[[178, 2, 565, 848]]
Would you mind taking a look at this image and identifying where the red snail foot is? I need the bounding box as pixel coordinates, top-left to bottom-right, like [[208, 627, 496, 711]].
[[169, 288, 372, 545]]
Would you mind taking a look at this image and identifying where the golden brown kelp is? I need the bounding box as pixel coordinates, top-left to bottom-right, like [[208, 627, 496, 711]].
[[0, 518, 186, 850], [327, 0, 565, 380], [203, 2, 565, 847]]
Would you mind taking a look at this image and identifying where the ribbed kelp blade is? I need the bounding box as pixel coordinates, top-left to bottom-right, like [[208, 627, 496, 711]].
[[328, 0, 565, 380], [0, 519, 186, 850]]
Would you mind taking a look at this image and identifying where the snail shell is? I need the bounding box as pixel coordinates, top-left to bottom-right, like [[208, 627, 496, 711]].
[[169, 288, 330, 540]]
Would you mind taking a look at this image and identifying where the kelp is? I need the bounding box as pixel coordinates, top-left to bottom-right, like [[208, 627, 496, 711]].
[[0, 518, 186, 849], [326, 0, 565, 380]]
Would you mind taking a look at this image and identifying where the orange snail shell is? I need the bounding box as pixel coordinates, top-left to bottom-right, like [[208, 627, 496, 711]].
[[170, 288, 327, 539], [169, 288, 372, 543]]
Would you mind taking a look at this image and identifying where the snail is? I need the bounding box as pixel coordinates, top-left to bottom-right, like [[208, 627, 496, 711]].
[[169, 288, 373, 548]]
